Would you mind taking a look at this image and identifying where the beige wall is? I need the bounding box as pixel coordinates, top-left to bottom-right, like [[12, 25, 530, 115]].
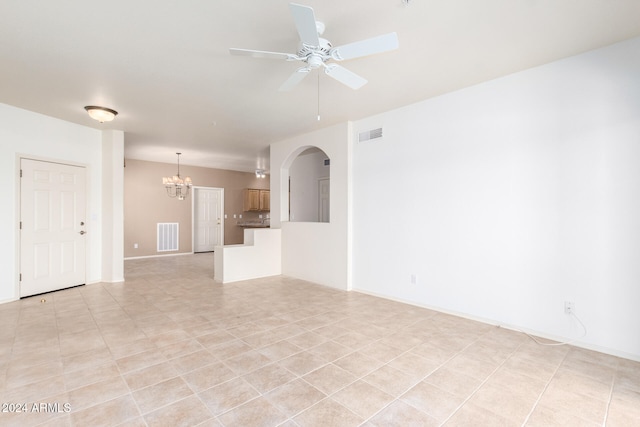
[[124, 158, 269, 258]]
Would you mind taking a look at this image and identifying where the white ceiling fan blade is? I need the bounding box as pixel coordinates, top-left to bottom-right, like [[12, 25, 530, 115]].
[[324, 64, 368, 90], [278, 67, 311, 91], [330, 32, 399, 61], [289, 3, 320, 47], [229, 48, 297, 61]]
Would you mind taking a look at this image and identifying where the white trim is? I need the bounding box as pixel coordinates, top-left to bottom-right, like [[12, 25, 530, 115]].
[[124, 252, 194, 261], [352, 287, 640, 363]]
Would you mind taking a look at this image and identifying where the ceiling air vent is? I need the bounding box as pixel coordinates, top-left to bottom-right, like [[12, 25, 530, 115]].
[[358, 127, 383, 142]]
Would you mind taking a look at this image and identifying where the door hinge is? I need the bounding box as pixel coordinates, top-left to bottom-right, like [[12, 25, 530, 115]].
[[20, 221, 22, 230], [20, 169, 22, 178], [19, 273, 22, 282]]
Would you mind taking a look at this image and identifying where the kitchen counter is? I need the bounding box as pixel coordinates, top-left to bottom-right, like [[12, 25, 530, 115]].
[[237, 221, 270, 228]]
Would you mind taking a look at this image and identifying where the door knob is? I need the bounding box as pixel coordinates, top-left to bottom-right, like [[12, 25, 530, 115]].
[[79, 230, 86, 235]]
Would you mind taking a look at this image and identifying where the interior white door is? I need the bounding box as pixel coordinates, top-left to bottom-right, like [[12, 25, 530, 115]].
[[194, 188, 223, 252], [318, 177, 330, 223], [20, 159, 86, 297]]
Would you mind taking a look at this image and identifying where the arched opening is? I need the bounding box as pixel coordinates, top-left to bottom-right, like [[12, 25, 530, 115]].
[[287, 147, 330, 223]]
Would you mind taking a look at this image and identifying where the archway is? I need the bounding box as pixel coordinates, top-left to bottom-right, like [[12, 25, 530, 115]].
[[285, 146, 330, 223]]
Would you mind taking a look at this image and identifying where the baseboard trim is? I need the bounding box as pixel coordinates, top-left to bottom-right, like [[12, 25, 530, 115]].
[[124, 252, 194, 261], [352, 287, 640, 363]]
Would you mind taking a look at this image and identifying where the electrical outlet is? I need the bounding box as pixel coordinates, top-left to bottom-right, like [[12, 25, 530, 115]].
[[134, 243, 138, 249], [564, 301, 575, 315], [410, 274, 417, 285]]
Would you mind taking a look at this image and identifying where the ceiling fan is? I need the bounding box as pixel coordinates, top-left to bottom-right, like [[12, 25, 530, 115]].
[[229, 2, 399, 91]]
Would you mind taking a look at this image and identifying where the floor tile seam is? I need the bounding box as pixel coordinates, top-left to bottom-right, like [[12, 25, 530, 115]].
[[356, 367, 423, 401], [107, 345, 161, 369], [556, 364, 618, 390], [601, 371, 617, 427], [66, 391, 141, 423], [61, 361, 125, 389], [192, 371, 250, 396], [203, 383, 278, 420], [116, 356, 176, 380], [554, 363, 620, 390], [544, 374, 610, 425], [299, 370, 362, 400], [3, 370, 66, 394], [285, 394, 364, 424], [360, 396, 434, 426], [2, 378, 66, 404], [435, 340, 524, 426], [273, 418, 298, 427], [67, 385, 131, 415], [138, 392, 210, 421], [519, 345, 571, 426], [154, 339, 208, 361], [124, 359, 187, 390], [29, 412, 71, 427], [131, 381, 198, 416]]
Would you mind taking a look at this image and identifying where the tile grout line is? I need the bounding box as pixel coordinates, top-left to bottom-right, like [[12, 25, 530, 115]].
[[435, 326, 526, 426], [601, 367, 617, 427], [519, 347, 570, 427], [358, 325, 492, 426]]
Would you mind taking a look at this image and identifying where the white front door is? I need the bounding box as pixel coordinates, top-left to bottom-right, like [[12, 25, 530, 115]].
[[20, 158, 87, 297], [194, 188, 223, 252]]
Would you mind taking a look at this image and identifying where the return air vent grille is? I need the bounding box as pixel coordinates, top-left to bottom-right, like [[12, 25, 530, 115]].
[[157, 223, 179, 252], [358, 127, 383, 142]]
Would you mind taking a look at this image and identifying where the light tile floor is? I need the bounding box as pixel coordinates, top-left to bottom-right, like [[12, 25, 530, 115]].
[[0, 253, 638, 426]]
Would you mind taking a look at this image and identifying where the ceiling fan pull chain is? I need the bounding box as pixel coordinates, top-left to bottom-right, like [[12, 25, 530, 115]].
[[317, 70, 321, 121]]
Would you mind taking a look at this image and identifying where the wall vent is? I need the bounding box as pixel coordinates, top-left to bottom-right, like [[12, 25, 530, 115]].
[[358, 127, 383, 142], [157, 223, 179, 252]]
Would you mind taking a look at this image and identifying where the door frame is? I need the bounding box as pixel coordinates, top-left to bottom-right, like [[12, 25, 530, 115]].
[[191, 186, 224, 252], [16, 153, 91, 299]]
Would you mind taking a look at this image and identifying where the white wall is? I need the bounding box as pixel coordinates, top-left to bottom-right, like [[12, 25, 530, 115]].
[[271, 122, 351, 290], [289, 150, 330, 222], [0, 103, 114, 302], [214, 229, 281, 283], [352, 37, 640, 360], [102, 130, 125, 282]]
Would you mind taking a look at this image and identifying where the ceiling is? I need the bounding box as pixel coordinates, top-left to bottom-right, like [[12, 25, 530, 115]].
[[2, 1, 639, 173]]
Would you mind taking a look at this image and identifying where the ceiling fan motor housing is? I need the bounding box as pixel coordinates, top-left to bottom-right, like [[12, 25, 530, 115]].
[[297, 37, 332, 62]]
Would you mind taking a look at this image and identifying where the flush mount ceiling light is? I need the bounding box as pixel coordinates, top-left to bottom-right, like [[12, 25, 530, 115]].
[[84, 106, 118, 123]]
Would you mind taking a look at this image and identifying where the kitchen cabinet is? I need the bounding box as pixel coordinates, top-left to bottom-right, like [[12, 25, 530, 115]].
[[243, 189, 270, 211], [259, 190, 270, 212]]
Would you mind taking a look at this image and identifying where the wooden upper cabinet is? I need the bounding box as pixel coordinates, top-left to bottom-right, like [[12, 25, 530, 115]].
[[243, 189, 270, 211], [259, 190, 270, 211]]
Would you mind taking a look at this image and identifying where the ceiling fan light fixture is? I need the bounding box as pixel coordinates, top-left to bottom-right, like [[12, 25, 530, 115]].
[[84, 106, 118, 123]]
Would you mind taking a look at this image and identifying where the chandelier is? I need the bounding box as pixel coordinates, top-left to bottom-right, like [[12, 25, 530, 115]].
[[162, 153, 193, 200]]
